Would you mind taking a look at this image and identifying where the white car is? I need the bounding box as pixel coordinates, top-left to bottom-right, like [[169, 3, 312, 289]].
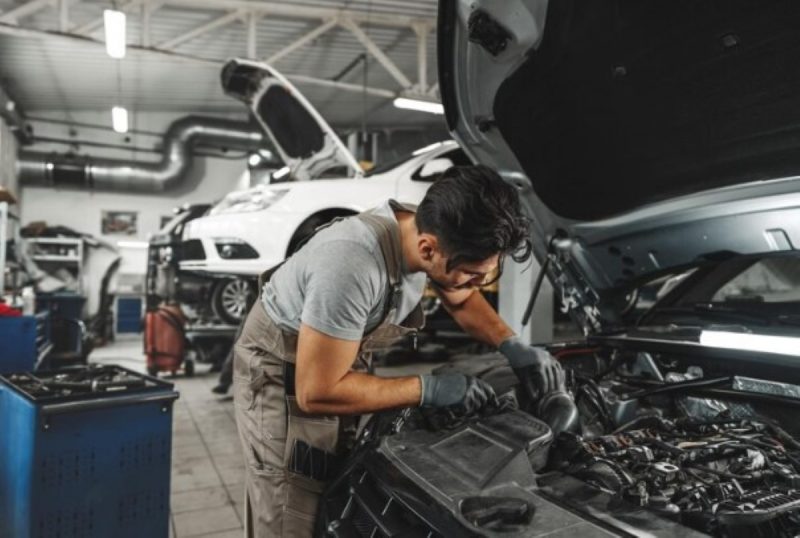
[[179, 59, 471, 323]]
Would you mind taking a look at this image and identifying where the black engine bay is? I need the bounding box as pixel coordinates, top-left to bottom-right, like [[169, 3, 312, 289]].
[[318, 342, 800, 537]]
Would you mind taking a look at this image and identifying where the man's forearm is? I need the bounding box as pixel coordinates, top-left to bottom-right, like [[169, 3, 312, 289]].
[[442, 289, 514, 347], [298, 371, 422, 415]]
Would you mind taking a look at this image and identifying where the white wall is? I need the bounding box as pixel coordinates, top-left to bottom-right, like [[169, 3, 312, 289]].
[[18, 110, 251, 311], [0, 117, 19, 209], [19, 110, 251, 256]]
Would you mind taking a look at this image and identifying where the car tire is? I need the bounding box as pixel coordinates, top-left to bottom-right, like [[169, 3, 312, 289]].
[[287, 216, 326, 256], [211, 278, 256, 325]]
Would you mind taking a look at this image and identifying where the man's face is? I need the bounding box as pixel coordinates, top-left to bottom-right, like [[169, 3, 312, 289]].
[[420, 237, 500, 291]]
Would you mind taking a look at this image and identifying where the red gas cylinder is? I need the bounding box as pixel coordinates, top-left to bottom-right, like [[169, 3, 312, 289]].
[[144, 304, 190, 376]]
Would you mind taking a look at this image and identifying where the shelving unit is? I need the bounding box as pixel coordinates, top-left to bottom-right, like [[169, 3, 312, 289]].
[[0, 188, 19, 298], [25, 237, 85, 293]]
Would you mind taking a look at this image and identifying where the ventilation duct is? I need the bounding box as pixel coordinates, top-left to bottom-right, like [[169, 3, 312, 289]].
[[17, 115, 264, 193]]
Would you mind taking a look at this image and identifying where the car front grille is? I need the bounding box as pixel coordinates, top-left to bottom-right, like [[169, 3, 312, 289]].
[[180, 239, 206, 261]]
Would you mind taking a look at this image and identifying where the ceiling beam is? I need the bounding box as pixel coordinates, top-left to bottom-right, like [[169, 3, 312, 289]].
[[0, 21, 407, 100], [141, 1, 151, 47], [265, 18, 337, 65], [0, 0, 53, 24], [413, 22, 429, 93], [163, 0, 430, 29], [286, 74, 395, 99], [339, 18, 412, 90], [157, 9, 244, 50], [72, 0, 140, 35], [245, 11, 258, 58], [57, 0, 68, 32]]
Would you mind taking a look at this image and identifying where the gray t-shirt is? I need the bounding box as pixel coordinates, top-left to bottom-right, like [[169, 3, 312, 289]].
[[261, 201, 427, 341]]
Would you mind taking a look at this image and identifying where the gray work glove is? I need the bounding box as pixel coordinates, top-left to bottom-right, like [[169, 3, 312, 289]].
[[499, 336, 564, 401], [419, 373, 498, 415]]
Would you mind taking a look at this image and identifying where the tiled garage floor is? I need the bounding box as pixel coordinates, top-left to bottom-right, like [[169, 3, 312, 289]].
[[91, 337, 438, 538]]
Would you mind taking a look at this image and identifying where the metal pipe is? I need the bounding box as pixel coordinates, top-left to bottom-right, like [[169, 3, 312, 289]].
[[18, 115, 264, 193]]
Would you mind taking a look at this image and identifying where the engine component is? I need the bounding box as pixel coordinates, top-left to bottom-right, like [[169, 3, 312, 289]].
[[537, 390, 580, 436], [563, 417, 800, 536]]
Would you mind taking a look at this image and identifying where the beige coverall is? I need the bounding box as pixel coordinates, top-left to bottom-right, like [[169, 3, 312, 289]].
[[233, 205, 424, 537]]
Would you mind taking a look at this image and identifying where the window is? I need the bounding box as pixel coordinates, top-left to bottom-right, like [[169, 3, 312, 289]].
[[713, 258, 800, 303], [411, 149, 472, 182]]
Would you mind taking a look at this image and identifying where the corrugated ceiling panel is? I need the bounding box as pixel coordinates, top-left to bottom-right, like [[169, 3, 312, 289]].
[[0, 0, 441, 127]]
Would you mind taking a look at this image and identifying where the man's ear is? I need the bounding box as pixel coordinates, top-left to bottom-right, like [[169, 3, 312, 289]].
[[418, 234, 437, 261]]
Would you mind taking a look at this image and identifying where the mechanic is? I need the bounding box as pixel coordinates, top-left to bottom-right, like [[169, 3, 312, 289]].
[[233, 164, 563, 537]]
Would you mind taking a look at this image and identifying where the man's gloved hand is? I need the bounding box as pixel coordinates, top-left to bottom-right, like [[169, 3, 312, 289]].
[[419, 373, 498, 415], [499, 336, 564, 401]]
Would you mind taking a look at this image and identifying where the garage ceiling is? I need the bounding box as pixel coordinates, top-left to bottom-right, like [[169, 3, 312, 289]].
[[0, 0, 441, 128]]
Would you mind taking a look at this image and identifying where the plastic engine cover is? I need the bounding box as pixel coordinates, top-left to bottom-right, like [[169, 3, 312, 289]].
[[379, 410, 551, 507]]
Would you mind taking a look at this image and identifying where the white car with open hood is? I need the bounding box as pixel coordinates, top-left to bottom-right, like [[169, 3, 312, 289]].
[[179, 59, 470, 323]]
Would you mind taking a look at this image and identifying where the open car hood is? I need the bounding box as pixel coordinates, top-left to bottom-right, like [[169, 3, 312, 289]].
[[439, 0, 800, 334], [221, 58, 362, 181]]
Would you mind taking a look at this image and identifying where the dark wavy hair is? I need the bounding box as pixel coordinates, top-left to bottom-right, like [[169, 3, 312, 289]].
[[415, 164, 533, 279]]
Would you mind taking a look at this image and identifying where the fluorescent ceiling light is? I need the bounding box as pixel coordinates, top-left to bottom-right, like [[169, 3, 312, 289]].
[[111, 106, 128, 133], [393, 97, 444, 115], [273, 166, 290, 179], [104, 9, 126, 59], [116, 241, 148, 249], [700, 330, 800, 357]]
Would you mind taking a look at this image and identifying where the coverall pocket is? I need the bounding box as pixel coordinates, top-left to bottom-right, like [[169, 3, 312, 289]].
[[281, 396, 337, 537], [283, 395, 340, 462], [233, 362, 287, 470], [283, 473, 325, 537]]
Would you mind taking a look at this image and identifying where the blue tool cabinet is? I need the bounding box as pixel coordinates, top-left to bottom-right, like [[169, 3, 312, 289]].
[[116, 296, 143, 334], [0, 312, 51, 374], [0, 366, 179, 538]]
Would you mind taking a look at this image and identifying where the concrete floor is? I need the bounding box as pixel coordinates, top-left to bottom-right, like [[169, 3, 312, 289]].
[[91, 336, 439, 538]]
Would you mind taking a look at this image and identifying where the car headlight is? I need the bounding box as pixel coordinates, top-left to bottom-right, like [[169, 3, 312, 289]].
[[210, 188, 289, 215]]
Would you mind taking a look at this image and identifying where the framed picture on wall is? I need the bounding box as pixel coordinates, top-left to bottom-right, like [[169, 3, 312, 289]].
[[101, 210, 138, 235]]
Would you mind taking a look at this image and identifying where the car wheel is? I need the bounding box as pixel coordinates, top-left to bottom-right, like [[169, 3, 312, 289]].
[[287, 216, 326, 256], [212, 278, 255, 325]]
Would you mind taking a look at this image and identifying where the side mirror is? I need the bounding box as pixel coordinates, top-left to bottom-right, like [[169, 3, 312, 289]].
[[418, 158, 453, 179]]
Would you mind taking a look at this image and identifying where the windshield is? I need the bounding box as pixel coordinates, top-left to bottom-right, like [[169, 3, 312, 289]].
[[363, 154, 415, 177], [159, 206, 209, 235], [638, 255, 800, 329], [712, 258, 800, 303]]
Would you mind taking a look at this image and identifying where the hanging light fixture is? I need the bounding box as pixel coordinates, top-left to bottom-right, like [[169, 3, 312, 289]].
[[393, 97, 444, 115], [104, 9, 127, 59], [111, 106, 128, 133]]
